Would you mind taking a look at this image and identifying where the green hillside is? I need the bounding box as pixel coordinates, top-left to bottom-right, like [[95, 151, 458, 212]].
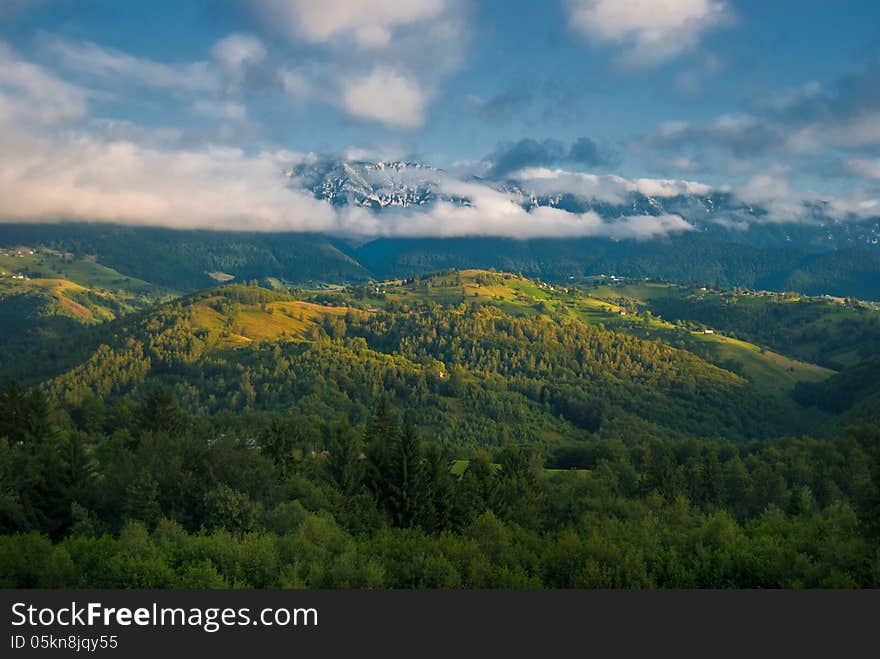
[[0, 250, 165, 375], [1, 269, 878, 589], [1, 268, 854, 431], [3, 223, 880, 300], [336, 270, 837, 396], [0, 272, 832, 447], [622, 282, 880, 369], [0, 224, 369, 290], [794, 356, 880, 427], [0, 250, 154, 296]]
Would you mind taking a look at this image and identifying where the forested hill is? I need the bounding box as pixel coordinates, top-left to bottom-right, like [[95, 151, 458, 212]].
[[1, 271, 850, 446], [0, 224, 369, 290], [2, 223, 880, 300], [2, 269, 879, 588]]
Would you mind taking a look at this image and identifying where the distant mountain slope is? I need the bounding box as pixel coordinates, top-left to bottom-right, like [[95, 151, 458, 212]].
[[291, 159, 880, 253], [288, 159, 462, 209], [351, 232, 880, 300], [794, 356, 880, 427], [0, 224, 370, 290], [351, 233, 811, 286], [758, 248, 880, 300], [1, 218, 880, 300]]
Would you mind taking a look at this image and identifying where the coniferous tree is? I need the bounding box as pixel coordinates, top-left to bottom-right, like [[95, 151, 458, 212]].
[[386, 423, 427, 528], [140, 386, 184, 436], [364, 395, 400, 512], [0, 379, 24, 445], [261, 414, 296, 477], [327, 421, 365, 495]]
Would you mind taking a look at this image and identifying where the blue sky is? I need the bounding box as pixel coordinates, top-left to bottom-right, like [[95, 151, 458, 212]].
[[2, 1, 880, 235]]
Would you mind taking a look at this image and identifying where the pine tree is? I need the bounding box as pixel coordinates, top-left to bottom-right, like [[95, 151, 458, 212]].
[[140, 386, 184, 436], [1, 380, 24, 444], [261, 414, 296, 477], [364, 395, 399, 508], [386, 423, 427, 528], [327, 421, 364, 495]]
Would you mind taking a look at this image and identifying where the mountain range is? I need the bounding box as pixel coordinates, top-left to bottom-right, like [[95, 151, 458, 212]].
[[289, 158, 880, 251], [2, 158, 880, 300]]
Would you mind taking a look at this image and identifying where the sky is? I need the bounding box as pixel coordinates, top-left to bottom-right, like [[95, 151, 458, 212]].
[[2, 0, 880, 237]]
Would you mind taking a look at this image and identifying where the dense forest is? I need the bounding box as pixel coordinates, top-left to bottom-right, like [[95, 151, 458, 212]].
[[1, 267, 879, 588], [1, 383, 878, 588]]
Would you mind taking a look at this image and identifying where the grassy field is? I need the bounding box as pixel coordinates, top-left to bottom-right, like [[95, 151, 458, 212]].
[[685, 331, 834, 392], [0, 251, 162, 326], [184, 296, 357, 347], [0, 252, 154, 294]]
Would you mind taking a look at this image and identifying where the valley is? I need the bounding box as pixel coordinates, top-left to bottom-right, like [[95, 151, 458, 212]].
[[1, 237, 879, 589]]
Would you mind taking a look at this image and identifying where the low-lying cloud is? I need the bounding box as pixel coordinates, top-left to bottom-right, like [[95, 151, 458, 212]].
[[513, 167, 711, 204], [251, 0, 447, 49], [0, 128, 338, 231], [0, 119, 695, 239]]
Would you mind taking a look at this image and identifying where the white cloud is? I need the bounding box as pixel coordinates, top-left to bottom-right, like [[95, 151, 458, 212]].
[[373, 204, 694, 240], [279, 68, 314, 100], [336, 174, 695, 239], [0, 48, 330, 231], [341, 67, 428, 129], [49, 34, 277, 99], [633, 176, 711, 197], [246, 0, 466, 128], [0, 49, 694, 239], [192, 100, 248, 121], [253, 0, 446, 48], [515, 168, 631, 204], [9, 44, 874, 239], [0, 124, 336, 231], [0, 45, 869, 240], [782, 117, 880, 154], [0, 112, 697, 238], [0, 68, 695, 240], [566, 0, 731, 66], [343, 144, 409, 162], [846, 158, 880, 181], [211, 33, 268, 92], [824, 195, 880, 220], [514, 165, 880, 226], [212, 33, 266, 71], [754, 80, 822, 112], [513, 167, 711, 203], [0, 42, 88, 124], [48, 39, 217, 93], [735, 171, 880, 223]]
